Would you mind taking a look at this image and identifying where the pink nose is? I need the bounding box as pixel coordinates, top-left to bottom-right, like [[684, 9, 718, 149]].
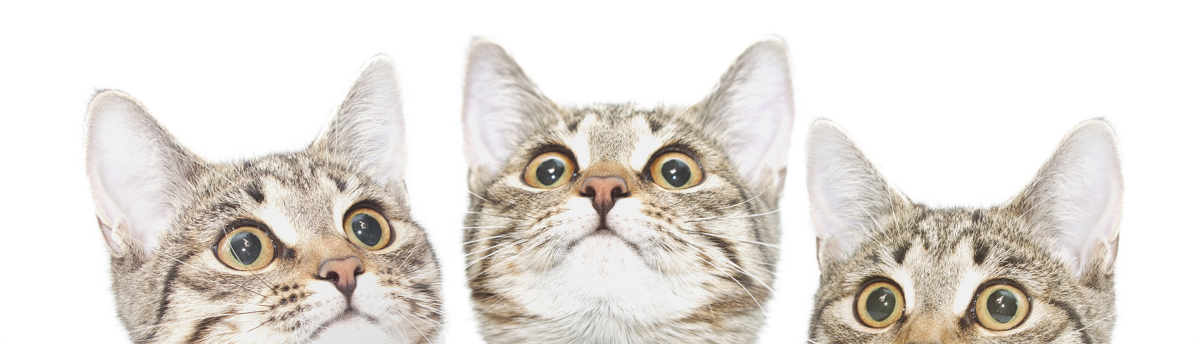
[[318, 257, 363, 298], [580, 176, 629, 222]]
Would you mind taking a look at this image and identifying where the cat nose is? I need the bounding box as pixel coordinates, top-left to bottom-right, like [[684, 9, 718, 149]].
[[580, 176, 629, 222], [317, 256, 364, 299]]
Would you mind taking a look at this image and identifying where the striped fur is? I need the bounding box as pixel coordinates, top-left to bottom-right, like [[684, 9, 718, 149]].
[[461, 39, 794, 343], [805, 119, 1122, 343], [85, 57, 442, 343]]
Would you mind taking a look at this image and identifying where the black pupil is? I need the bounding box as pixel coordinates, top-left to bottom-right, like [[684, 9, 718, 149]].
[[536, 158, 566, 186], [660, 159, 692, 188], [351, 213, 384, 247], [229, 231, 262, 266], [987, 289, 1020, 323], [865, 287, 897, 321]]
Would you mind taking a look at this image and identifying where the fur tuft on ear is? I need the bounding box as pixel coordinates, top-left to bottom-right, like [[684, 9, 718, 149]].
[[314, 55, 407, 188], [461, 38, 558, 191], [85, 90, 196, 257], [696, 37, 795, 192], [805, 119, 899, 265], [1011, 119, 1123, 276]]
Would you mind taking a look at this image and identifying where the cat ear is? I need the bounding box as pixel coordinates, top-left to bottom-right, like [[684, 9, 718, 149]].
[[1012, 119, 1123, 276], [806, 119, 898, 266], [462, 38, 557, 190], [315, 55, 407, 188], [696, 37, 796, 192], [85, 90, 195, 257]]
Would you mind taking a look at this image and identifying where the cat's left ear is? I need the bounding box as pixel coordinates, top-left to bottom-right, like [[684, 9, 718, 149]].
[[314, 55, 407, 189], [1012, 119, 1123, 277], [696, 37, 796, 191]]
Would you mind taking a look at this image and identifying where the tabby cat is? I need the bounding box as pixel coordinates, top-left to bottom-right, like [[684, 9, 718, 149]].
[[459, 38, 795, 343], [805, 119, 1122, 343], [84, 56, 442, 343]]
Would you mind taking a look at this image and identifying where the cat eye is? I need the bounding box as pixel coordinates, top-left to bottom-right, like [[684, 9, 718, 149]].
[[215, 225, 276, 271], [855, 280, 905, 328], [649, 152, 703, 189], [344, 206, 392, 250], [523, 151, 576, 188], [972, 282, 1030, 331]]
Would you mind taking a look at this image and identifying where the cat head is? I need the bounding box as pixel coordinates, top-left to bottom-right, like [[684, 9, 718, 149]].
[[805, 119, 1122, 343], [460, 38, 794, 342], [84, 56, 441, 343]]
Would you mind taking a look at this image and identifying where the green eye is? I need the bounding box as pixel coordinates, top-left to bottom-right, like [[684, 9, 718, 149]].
[[523, 152, 575, 188], [974, 283, 1030, 331], [650, 152, 703, 189], [856, 280, 905, 328], [216, 226, 275, 271], [344, 207, 392, 250]]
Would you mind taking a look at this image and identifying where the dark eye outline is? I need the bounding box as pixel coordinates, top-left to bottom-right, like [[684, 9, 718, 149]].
[[854, 277, 906, 328], [971, 280, 1032, 331], [212, 220, 278, 271], [643, 146, 705, 190], [522, 147, 578, 188], [342, 202, 394, 251]]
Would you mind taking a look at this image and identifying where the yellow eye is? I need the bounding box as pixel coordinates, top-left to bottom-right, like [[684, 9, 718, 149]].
[[523, 152, 576, 188], [855, 280, 905, 328], [344, 207, 392, 250], [974, 283, 1030, 331], [216, 226, 275, 271], [650, 152, 703, 189]]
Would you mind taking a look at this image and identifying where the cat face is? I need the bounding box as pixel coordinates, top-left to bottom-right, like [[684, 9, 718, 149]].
[[805, 120, 1122, 343], [84, 57, 442, 344], [460, 39, 795, 343]]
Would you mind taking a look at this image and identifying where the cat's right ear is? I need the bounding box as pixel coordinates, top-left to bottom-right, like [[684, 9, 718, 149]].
[[462, 38, 557, 191], [806, 119, 898, 266], [85, 90, 194, 257], [314, 55, 408, 190]]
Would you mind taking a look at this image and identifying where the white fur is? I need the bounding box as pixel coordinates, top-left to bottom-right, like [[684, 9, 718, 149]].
[[79, 48, 453, 344], [700, 37, 795, 190], [463, 38, 553, 185], [627, 117, 665, 170], [805, 119, 895, 263]]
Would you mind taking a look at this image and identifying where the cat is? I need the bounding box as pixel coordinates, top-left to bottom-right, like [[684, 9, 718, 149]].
[[84, 56, 442, 343], [458, 38, 795, 343], [804, 119, 1122, 343]]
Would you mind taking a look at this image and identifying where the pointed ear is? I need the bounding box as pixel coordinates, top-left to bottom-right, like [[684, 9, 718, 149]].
[[806, 119, 898, 266], [315, 55, 407, 188], [462, 38, 557, 191], [696, 37, 795, 192], [85, 90, 195, 257], [1011, 119, 1123, 276]]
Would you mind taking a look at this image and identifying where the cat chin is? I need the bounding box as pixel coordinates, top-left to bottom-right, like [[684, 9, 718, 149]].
[[307, 313, 398, 344], [566, 230, 643, 264]]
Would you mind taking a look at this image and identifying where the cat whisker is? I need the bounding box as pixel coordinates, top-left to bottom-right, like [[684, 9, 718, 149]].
[[393, 309, 434, 344], [126, 310, 266, 336], [685, 236, 778, 298], [481, 293, 510, 314], [462, 224, 535, 229], [465, 238, 526, 258], [465, 210, 534, 221], [685, 230, 781, 249], [683, 208, 781, 223], [393, 236, 427, 273], [464, 239, 529, 270], [695, 255, 770, 321], [1048, 312, 1116, 343], [463, 234, 514, 245], [125, 234, 269, 299], [465, 239, 541, 283], [680, 174, 786, 216]]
